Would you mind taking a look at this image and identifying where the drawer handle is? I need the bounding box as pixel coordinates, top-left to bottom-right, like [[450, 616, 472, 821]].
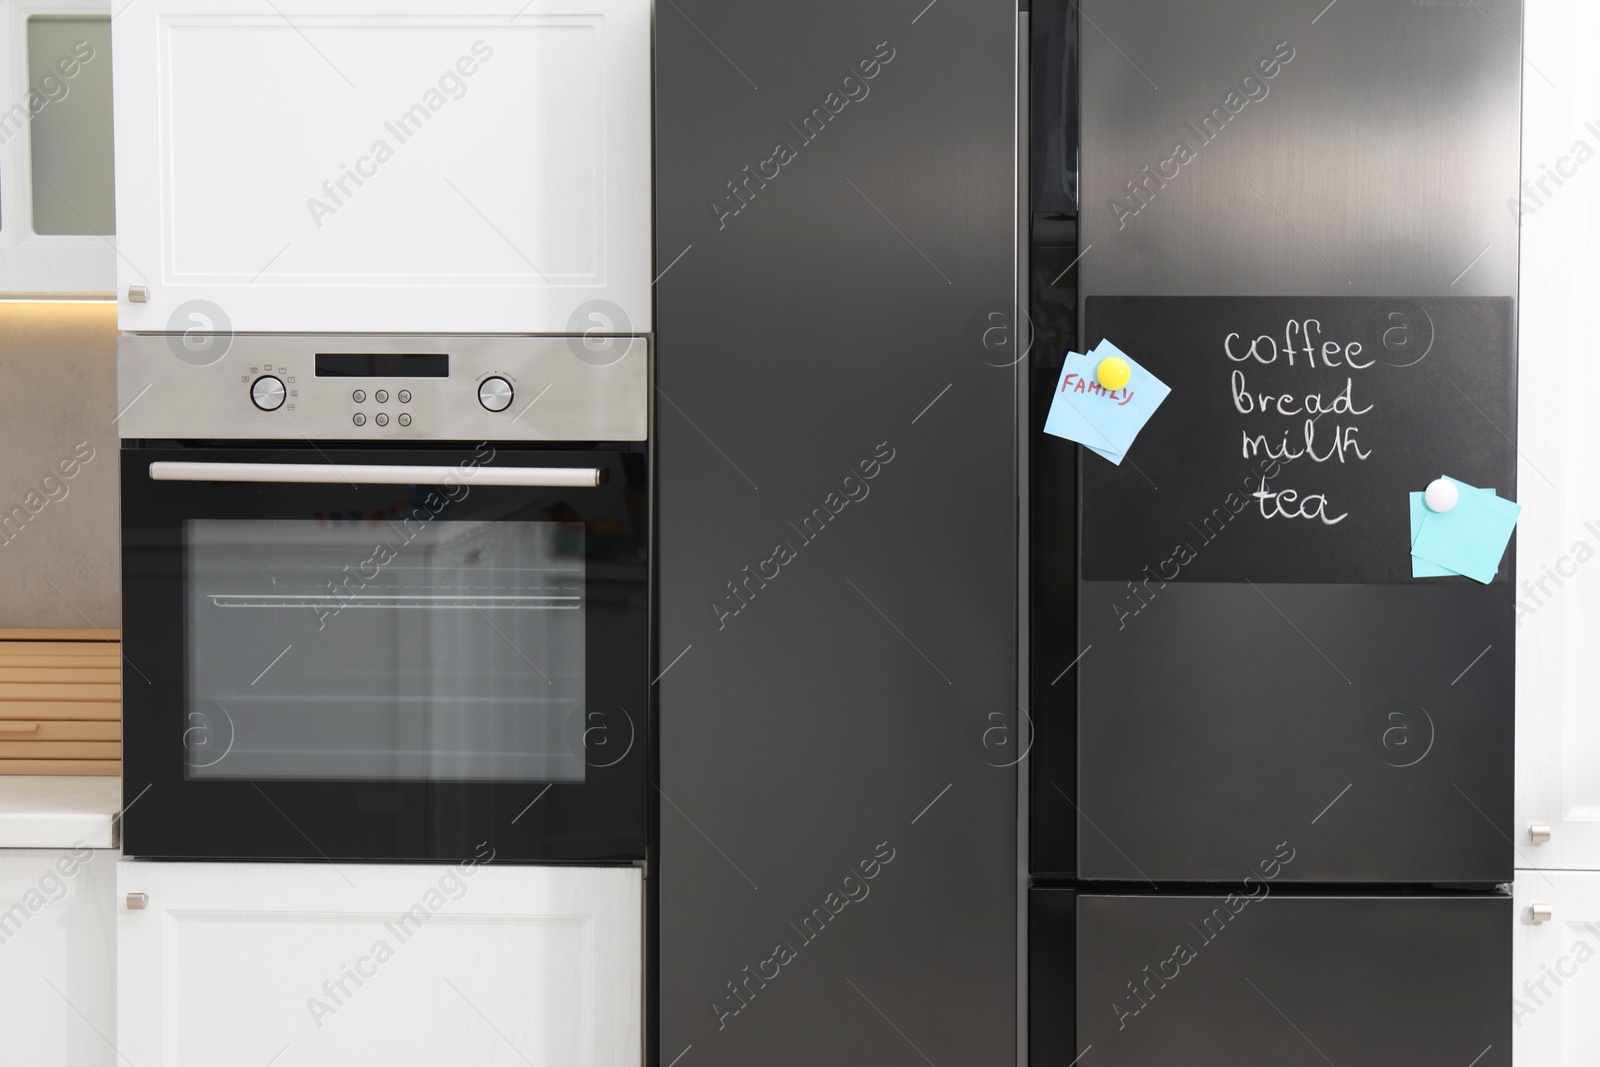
[[1531, 903, 1553, 924], [0, 722, 40, 733]]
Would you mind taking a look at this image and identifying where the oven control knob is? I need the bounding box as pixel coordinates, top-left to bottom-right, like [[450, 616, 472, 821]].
[[478, 376, 513, 412], [251, 375, 286, 411]]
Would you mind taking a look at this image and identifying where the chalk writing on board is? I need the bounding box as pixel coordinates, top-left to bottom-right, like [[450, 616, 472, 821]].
[[1224, 318, 1379, 526]]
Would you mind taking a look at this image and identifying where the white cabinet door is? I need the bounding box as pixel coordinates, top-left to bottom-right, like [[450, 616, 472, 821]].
[[112, 0, 651, 334], [0, 1, 116, 294], [1513, 872, 1600, 1066], [1513, 0, 1600, 874], [117, 860, 641, 1067], [0, 847, 117, 1066]]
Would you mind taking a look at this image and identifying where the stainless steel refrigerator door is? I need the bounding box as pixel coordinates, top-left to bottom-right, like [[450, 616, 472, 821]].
[[1065, 0, 1520, 883], [656, 1, 1022, 1063]]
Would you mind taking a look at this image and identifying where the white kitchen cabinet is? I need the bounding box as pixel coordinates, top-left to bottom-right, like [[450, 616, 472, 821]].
[[117, 860, 642, 1066], [111, 0, 652, 334], [0, 847, 118, 1066], [1512, 872, 1600, 1066], [0, 1, 116, 294], [1513, 0, 1600, 875]]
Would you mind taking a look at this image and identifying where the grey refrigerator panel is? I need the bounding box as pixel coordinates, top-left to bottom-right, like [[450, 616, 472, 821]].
[[1069, 0, 1521, 882], [1054, 891, 1511, 1066], [655, 3, 1021, 1064], [1070, 582, 1511, 884], [1077, 0, 1521, 302]]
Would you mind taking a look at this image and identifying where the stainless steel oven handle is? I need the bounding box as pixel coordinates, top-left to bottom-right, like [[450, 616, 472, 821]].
[[148, 461, 604, 488]]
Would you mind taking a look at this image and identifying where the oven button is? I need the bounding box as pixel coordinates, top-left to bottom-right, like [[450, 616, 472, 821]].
[[352, 389, 366, 403], [375, 389, 389, 404], [397, 389, 411, 404], [251, 375, 286, 411], [375, 413, 389, 427], [398, 413, 412, 427], [478, 376, 513, 412], [352, 413, 366, 426]]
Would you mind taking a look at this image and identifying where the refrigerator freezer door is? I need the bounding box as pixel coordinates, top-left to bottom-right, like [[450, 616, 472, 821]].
[[1054, 892, 1510, 1066]]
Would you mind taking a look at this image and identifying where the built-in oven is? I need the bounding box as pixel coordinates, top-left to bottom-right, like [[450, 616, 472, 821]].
[[116, 335, 649, 863]]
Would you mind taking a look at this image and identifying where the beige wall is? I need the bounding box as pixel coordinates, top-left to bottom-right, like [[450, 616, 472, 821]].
[[0, 301, 119, 627]]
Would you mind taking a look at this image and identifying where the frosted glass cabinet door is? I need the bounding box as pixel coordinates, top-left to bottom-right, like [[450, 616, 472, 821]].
[[0, 2, 117, 294], [111, 0, 652, 333], [0, 848, 117, 1067], [117, 861, 642, 1066], [1512, 872, 1600, 1067]]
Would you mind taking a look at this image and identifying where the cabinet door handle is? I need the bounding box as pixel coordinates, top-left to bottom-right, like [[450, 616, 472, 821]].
[[1531, 903, 1552, 924], [126, 893, 148, 910], [1530, 823, 1551, 844], [0, 722, 39, 733]]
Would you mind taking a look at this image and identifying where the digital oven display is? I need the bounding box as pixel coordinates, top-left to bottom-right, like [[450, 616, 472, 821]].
[[314, 353, 450, 378]]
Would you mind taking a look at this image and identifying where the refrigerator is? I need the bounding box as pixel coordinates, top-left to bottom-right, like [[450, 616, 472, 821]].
[[655, 2, 1024, 1064], [1031, 1, 1522, 1063]]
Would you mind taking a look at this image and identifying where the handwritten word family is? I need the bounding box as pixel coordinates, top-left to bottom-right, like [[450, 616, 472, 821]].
[[1059, 371, 1135, 407], [1225, 318, 1377, 526]]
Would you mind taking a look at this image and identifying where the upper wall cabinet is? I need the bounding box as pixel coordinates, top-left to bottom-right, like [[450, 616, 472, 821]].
[[0, 1, 116, 294], [111, 0, 651, 334]]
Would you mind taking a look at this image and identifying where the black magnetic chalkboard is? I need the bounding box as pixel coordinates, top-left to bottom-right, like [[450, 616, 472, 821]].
[[1080, 296, 1516, 583]]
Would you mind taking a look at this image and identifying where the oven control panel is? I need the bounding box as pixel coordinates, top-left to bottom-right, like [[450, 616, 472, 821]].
[[116, 335, 648, 441]]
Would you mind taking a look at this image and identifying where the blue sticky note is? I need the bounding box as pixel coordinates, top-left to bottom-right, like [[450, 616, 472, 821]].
[[1410, 477, 1521, 584], [1408, 492, 1456, 578], [1408, 486, 1495, 578], [1043, 352, 1115, 451], [1042, 340, 1170, 465]]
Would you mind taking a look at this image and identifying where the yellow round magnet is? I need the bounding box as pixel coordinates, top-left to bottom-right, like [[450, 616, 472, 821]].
[[1096, 356, 1131, 391]]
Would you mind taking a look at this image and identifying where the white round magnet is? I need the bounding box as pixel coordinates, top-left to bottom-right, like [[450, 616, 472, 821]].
[[1424, 478, 1459, 513]]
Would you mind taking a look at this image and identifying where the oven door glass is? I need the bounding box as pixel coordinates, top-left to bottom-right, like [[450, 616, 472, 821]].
[[185, 518, 587, 782], [120, 446, 647, 863]]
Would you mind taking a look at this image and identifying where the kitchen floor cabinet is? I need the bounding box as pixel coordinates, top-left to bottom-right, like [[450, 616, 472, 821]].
[[1513, 0, 1600, 876], [1513, 871, 1600, 1067], [0, 847, 117, 1066], [1513, 282, 1600, 870], [111, 0, 651, 334], [117, 861, 641, 1066]]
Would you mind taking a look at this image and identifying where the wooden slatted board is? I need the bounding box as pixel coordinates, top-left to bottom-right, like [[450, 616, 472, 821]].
[[0, 629, 121, 776]]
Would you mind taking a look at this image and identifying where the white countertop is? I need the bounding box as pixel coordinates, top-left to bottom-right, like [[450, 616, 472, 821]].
[[0, 776, 121, 849]]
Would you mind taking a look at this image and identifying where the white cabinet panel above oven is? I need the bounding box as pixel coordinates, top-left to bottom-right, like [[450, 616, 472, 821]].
[[112, 0, 652, 334], [117, 861, 642, 1066]]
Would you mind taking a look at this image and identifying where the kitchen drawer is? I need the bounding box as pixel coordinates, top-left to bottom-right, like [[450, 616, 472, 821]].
[[0, 631, 121, 776], [1032, 889, 1510, 1066]]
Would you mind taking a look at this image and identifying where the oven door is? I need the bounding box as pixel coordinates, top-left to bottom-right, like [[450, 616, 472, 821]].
[[120, 445, 648, 863]]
